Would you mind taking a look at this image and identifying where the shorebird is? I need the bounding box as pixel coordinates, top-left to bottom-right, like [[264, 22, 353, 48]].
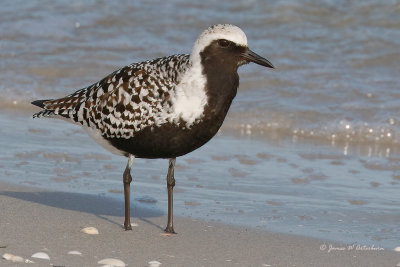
[[32, 24, 274, 233]]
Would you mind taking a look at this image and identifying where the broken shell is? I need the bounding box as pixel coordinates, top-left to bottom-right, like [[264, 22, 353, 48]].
[[98, 258, 126, 267], [68, 250, 82, 255], [81, 227, 99, 235], [148, 260, 162, 267], [11, 255, 24, 263], [2, 253, 13, 260], [160, 233, 172, 237], [31, 252, 50, 260], [2, 253, 24, 263], [25, 259, 35, 263]]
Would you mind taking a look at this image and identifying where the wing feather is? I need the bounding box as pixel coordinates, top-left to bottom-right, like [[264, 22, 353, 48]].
[[32, 54, 191, 138]]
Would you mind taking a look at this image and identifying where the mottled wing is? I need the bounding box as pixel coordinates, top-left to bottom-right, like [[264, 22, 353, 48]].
[[33, 54, 190, 138], [87, 63, 176, 138]]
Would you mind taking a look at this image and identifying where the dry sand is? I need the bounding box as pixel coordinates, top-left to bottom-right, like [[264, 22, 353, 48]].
[[0, 182, 398, 267]]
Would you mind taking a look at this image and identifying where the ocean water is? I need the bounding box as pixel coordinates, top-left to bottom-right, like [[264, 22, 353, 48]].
[[0, 0, 399, 248]]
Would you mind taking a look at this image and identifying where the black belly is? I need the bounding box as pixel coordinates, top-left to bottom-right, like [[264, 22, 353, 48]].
[[106, 115, 225, 159]]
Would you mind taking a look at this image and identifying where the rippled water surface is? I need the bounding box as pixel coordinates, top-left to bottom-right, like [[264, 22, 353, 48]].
[[0, 0, 399, 248]]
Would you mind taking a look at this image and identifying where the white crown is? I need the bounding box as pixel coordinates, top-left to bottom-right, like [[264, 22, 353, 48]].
[[191, 24, 248, 63]]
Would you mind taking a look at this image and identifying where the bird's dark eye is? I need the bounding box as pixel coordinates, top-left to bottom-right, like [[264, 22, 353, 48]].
[[218, 39, 231, 48]]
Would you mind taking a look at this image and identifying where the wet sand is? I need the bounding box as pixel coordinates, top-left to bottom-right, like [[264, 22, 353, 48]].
[[1, 182, 399, 267]]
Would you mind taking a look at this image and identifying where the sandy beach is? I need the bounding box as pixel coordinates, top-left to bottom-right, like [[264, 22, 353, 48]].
[[1, 182, 398, 267]]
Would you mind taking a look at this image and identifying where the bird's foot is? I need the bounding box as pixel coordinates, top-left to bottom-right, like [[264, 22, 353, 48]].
[[124, 222, 133, 231], [164, 226, 176, 234]]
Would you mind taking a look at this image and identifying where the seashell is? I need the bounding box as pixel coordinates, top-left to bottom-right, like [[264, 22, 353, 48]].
[[31, 252, 50, 260], [81, 226, 99, 235], [68, 250, 82, 255], [148, 260, 162, 267], [2, 253, 24, 263], [2, 253, 13, 261], [25, 259, 35, 263], [160, 233, 172, 237], [11, 255, 24, 263], [394, 246, 400, 252], [97, 258, 126, 266]]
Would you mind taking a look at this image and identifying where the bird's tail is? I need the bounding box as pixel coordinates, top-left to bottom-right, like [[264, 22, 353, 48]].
[[31, 98, 77, 119], [31, 99, 54, 118], [31, 99, 50, 109], [31, 94, 88, 120]]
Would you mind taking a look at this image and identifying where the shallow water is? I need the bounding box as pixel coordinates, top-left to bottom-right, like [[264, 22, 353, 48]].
[[0, 0, 399, 248], [1, 112, 399, 249]]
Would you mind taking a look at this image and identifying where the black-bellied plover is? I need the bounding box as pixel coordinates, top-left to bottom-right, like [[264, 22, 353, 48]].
[[32, 24, 274, 233]]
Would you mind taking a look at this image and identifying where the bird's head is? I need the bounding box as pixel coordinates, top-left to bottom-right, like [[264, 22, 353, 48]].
[[191, 24, 274, 71]]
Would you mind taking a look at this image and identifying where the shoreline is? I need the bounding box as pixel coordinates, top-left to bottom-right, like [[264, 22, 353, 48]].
[[1, 181, 398, 267]]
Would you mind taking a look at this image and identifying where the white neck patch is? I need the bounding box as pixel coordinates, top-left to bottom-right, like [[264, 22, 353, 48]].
[[169, 61, 207, 127]]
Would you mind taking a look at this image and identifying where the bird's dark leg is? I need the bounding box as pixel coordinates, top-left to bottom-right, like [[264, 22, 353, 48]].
[[165, 158, 176, 233], [123, 154, 135, 231]]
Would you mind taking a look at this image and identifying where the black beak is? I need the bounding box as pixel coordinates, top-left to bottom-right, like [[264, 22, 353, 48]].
[[242, 48, 274, 68]]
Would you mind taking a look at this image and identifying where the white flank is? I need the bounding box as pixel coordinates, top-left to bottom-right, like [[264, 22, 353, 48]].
[[169, 61, 207, 126], [85, 126, 126, 156]]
